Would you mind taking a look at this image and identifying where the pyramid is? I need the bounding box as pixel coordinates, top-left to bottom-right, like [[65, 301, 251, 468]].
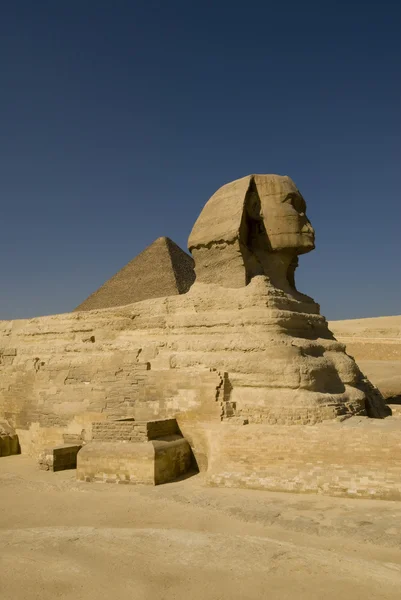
[[74, 237, 195, 312]]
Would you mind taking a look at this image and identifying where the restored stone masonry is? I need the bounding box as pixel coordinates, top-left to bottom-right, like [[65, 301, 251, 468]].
[[91, 418, 179, 442], [77, 418, 192, 485]]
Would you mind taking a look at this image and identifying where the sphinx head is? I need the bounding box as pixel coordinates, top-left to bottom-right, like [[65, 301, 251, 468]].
[[188, 174, 315, 289], [246, 175, 315, 254]]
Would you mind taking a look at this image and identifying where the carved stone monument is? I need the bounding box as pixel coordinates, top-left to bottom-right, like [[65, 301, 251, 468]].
[[0, 174, 398, 499]]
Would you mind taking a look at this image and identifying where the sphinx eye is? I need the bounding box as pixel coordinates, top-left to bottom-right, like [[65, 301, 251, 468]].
[[290, 194, 305, 215], [283, 192, 306, 214]]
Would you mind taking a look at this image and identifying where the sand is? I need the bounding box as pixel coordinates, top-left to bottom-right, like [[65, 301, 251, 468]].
[[329, 315, 401, 401], [329, 315, 401, 337], [1, 456, 401, 599]]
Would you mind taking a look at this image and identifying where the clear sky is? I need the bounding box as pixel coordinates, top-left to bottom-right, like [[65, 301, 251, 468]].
[[1, 1, 400, 321]]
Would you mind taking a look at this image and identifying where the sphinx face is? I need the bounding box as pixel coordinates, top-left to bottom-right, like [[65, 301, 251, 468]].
[[253, 175, 315, 255], [189, 173, 317, 288]]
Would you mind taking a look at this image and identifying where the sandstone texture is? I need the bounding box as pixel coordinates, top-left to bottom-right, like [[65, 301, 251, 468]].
[[75, 236, 195, 311]]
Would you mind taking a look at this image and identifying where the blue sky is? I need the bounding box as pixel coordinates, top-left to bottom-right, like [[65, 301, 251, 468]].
[[1, 1, 400, 320]]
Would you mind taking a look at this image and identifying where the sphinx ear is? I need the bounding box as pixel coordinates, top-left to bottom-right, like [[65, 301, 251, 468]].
[[244, 177, 262, 221]]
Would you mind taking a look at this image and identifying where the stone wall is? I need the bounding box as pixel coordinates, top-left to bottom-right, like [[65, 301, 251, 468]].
[[206, 417, 401, 499], [77, 436, 192, 485]]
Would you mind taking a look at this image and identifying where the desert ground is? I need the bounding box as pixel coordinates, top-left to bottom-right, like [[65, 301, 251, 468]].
[[1, 455, 401, 600]]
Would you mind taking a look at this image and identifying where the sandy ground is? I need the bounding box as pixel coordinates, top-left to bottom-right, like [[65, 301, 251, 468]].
[[329, 315, 401, 336], [1, 456, 401, 599]]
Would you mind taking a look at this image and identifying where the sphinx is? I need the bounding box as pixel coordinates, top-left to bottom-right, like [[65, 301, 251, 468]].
[[0, 174, 392, 495]]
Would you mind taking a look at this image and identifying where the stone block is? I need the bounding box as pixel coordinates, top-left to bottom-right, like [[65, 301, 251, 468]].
[[91, 418, 179, 443], [38, 444, 81, 472], [77, 436, 191, 485]]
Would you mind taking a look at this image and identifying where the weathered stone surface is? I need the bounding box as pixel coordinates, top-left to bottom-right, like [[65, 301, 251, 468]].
[[75, 237, 195, 311], [188, 174, 315, 288], [77, 436, 191, 485], [1, 279, 387, 456], [38, 444, 81, 471], [92, 418, 179, 442]]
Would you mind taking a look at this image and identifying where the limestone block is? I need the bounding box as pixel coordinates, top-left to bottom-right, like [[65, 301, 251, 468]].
[[206, 418, 401, 499], [91, 418, 179, 442], [38, 444, 81, 471], [76, 436, 191, 485]]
